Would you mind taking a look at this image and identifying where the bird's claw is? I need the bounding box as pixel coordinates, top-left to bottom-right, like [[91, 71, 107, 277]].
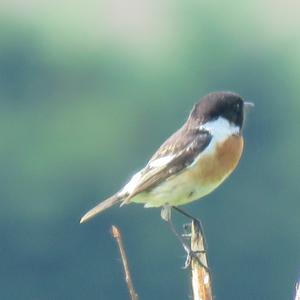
[[183, 249, 209, 271]]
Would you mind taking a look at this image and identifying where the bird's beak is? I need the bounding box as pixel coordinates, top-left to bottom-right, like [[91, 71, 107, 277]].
[[244, 101, 255, 114]]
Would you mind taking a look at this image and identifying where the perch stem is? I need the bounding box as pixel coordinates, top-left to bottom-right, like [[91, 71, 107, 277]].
[[190, 219, 213, 300]]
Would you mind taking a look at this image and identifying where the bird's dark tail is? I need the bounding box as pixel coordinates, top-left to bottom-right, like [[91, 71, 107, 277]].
[[80, 194, 122, 224]]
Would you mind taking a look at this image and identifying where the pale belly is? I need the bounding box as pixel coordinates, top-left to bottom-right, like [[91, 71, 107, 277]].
[[131, 135, 244, 207], [132, 174, 222, 207]]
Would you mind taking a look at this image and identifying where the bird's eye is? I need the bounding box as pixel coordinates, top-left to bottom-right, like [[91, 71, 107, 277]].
[[235, 103, 240, 111]]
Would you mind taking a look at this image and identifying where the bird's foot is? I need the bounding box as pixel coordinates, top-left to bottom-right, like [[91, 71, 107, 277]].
[[183, 248, 209, 271]]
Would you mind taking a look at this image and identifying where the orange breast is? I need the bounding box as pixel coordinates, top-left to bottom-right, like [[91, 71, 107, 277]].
[[189, 135, 244, 184]]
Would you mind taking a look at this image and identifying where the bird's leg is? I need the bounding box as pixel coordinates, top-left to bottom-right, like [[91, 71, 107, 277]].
[[172, 206, 202, 226], [161, 205, 208, 270], [161, 205, 190, 255], [172, 206, 206, 236], [171, 206, 209, 270]]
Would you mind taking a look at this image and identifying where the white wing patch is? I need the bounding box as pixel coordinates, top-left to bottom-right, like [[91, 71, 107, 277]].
[[148, 155, 175, 168], [121, 155, 175, 196], [122, 171, 141, 194]]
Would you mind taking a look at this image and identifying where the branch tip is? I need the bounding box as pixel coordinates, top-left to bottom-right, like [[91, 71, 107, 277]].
[[111, 225, 138, 300], [111, 225, 120, 238]]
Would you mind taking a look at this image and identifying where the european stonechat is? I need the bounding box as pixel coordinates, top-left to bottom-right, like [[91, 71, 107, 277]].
[[80, 91, 253, 224]]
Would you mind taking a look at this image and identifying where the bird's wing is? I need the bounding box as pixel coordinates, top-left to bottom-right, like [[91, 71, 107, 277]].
[[122, 128, 212, 203]]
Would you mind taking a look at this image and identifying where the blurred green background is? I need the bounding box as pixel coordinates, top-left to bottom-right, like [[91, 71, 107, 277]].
[[1, 0, 300, 299]]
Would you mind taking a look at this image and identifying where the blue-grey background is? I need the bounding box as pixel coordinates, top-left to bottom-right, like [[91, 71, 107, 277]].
[[1, 1, 300, 299]]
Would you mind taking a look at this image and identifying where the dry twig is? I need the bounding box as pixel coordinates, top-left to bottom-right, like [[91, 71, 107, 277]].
[[190, 220, 213, 300], [111, 225, 139, 300]]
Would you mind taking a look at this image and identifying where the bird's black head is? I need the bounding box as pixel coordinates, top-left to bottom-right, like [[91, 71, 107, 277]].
[[190, 92, 245, 128]]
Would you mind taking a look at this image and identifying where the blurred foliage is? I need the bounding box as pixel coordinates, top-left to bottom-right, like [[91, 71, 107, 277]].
[[0, 1, 300, 299]]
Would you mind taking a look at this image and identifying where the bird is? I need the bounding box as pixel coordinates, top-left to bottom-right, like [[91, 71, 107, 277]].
[[80, 91, 253, 224]]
